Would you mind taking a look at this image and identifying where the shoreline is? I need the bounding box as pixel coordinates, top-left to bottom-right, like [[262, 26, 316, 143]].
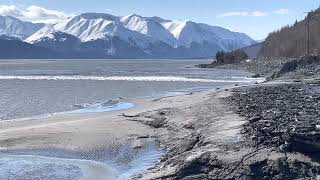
[[138, 80, 320, 179], [0, 83, 242, 179], [3, 68, 319, 178], [6, 55, 319, 179], [3, 55, 319, 179]]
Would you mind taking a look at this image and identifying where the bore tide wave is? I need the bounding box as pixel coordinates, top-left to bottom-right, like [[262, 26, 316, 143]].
[[0, 75, 263, 83]]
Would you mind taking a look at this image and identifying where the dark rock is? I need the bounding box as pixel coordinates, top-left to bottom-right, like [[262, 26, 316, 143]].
[[251, 74, 261, 78], [249, 116, 262, 123], [278, 61, 298, 74], [224, 83, 320, 153], [146, 117, 167, 128]]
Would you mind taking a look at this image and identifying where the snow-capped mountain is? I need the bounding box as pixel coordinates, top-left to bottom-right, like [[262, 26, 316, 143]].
[[0, 16, 44, 40], [121, 14, 177, 47], [24, 13, 256, 59], [27, 13, 156, 49]]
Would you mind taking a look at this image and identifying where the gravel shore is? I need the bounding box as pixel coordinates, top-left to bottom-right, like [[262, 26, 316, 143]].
[[135, 82, 320, 179], [197, 55, 320, 80], [135, 57, 320, 179], [224, 82, 320, 179], [197, 57, 294, 78]]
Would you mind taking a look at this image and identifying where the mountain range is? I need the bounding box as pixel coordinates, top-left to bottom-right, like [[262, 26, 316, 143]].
[[0, 13, 256, 59]]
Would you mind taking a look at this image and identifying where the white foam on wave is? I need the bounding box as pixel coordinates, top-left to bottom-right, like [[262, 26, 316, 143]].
[[0, 75, 264, 83]]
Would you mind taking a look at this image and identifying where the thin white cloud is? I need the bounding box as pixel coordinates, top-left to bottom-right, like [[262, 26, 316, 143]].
[[31, 19, 64, 24], [0, 4, 71, 23], [0, 5, 23, 17], [218, 12, 249, 17], [218, 11, 268, 17], [23, 5, 69, 19], [274, 9, 289, 15], [251, 11, 268, 17], [218, 9, 289, 18]]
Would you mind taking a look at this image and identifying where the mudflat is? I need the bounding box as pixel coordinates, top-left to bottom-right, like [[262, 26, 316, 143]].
[[0, 87, 232, 179]]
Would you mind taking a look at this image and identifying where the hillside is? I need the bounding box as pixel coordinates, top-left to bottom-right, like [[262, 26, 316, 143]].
[[0, 36, 58, 59], [241, 42, 262, 58], [259, 8, 320, 57]]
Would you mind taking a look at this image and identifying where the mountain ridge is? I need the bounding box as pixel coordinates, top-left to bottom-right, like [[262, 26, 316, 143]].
[[0, 16, 44, 40], [1, 13, 256, 59]]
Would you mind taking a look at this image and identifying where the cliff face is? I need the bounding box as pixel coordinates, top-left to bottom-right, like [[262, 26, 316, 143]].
[[259, 8, 320, 58]]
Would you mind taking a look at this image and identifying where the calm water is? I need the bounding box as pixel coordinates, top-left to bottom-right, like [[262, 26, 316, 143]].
[[0, 59, 255, 120]]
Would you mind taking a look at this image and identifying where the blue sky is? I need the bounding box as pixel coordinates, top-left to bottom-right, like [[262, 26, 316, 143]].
[[0, 0, 319, 39]]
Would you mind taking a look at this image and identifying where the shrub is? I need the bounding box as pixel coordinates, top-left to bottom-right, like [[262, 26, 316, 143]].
[[215, 50, 249, 64]]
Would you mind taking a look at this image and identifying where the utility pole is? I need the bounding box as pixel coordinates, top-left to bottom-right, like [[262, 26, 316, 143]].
[[307, 15, 310, 55]]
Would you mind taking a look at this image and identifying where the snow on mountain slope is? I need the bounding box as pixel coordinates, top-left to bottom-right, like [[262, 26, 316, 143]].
[[161, 20, 255, 49], [162, 20, 203, 47], [162, 20, 186, 40], [121, 14, 176, 47], [26, 25, 57, 43], [0, 16, 43, 40], [40, 13, 155, 49], [28, 13, 255, 49], [197, 23, 255, 47], [24, 12, 256, 58]]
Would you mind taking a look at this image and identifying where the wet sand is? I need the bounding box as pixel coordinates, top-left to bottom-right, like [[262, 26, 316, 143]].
[[0, 90, 213, 151], [0, 88, 224, 179]]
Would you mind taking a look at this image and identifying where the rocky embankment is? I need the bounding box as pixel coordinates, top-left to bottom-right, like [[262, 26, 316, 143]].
[[269, 55, 320, 80], [129, 82, 320, 179], [197, 57, 294, 78], [225, 82, 320, 179], [131, 56, 320, 179], [227, 82, 320, 152], [198, 55, 320, 80]]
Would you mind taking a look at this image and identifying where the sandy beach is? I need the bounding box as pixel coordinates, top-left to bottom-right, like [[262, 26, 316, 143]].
[[0, 86, 233, 179], [0, 89, 216, 151]]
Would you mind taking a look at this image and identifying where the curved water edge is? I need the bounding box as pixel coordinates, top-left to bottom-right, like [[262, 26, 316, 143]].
[[0, 143, 163, 180], [0, 102, 135, 123], [0, 154, 116, 180]]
